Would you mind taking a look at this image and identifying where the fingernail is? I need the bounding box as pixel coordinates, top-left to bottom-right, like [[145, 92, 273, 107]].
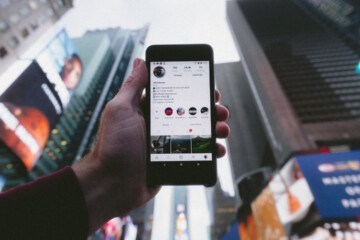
[[133, 58, 141, 68]]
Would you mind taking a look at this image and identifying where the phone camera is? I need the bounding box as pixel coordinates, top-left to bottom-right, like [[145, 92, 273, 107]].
[[153, 66, 165, 78]]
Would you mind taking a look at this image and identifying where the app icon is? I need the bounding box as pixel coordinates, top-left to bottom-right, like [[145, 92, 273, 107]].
[[201, 107, 209, 115], [189, 107, 197, 115], [165, 107, 173, 116], [177, 107, 185, 116]]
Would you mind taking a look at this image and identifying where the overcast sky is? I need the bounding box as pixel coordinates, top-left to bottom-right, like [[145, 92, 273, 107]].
[[58, 0, 240, 63]]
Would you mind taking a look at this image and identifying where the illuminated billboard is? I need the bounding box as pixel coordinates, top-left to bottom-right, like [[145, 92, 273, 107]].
[[0, 29, 82, 171], [251, 151, 360, 239], [36, 29, 82, 106]]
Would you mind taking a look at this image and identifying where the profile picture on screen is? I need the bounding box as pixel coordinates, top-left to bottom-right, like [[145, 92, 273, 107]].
[[153, 66, 165, 78], [201, 107, 209, 115], [177, 107, 185, 116], [165, 107, 173, 116]]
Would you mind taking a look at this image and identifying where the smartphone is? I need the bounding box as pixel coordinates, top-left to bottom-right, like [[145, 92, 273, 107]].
[[146, 44, 217, 186]]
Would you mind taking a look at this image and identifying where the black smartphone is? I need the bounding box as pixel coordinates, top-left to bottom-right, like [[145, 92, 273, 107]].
[[145, 44, 217, 186]]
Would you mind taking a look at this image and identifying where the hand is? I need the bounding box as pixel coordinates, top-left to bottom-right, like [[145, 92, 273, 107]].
[[72, 58, 230, 234]]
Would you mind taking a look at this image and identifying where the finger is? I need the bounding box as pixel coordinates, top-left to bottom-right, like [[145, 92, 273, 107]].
[[140, 94, 146, 107], [148, 186, 161, 199], [215, 89, 220, 103], [116, 58, 148, 105], [216, 105, 229, 122], [216, 121, 230, 138], [139, 94, 146, 113], [216, 143, 226, 158]]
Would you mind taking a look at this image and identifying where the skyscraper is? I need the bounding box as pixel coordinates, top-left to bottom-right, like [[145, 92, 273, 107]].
[[0, 0, 74, 74], [226, 0, 360, 167], [0, 26, 148, 190]]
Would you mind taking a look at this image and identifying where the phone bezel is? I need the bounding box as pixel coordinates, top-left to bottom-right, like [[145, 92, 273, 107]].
[[145, 44, 217, 187]]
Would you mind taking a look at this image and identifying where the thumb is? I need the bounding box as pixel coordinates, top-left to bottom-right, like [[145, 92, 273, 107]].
[[116, 58, 148, 105]]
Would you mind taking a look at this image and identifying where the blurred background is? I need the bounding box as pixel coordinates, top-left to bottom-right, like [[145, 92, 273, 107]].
[[0, 0, 360, 239]]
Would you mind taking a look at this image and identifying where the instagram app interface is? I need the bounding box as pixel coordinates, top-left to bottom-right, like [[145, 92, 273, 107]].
[[150, 61, 212, 162]]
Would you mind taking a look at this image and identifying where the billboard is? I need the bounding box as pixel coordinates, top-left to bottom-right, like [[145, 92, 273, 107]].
[[36, 29, 82, 106], [251, 151, 360, 239], [0, 29, 82, 171], [296, 150, 360, 219]]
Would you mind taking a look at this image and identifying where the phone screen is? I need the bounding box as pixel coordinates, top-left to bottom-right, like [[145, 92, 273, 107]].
[[150, 61, 212, 162]]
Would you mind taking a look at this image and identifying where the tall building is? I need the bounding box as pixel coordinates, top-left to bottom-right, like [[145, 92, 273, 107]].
[[215, 62, 275, 179], [0, 26, 148, 190], [226, 0, 360, 168], [0, 0, 73, 74]]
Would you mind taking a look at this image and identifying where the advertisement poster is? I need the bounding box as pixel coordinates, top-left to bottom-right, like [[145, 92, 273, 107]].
[[238, 214, 258, 240], [36, 29, 82, 106], [0, 29, 82, 171], [251, 186, 287, 240], [269, 159, 315, 227], [265, 152, 360, 239], [296, 151, 360, 219]]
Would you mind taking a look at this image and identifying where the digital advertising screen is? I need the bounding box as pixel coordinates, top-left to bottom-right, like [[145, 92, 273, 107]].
[[0, 29, 82, 171], [36, 29, 82, 107], [296, 151, 360, 219], [253, 151, 360, 239]]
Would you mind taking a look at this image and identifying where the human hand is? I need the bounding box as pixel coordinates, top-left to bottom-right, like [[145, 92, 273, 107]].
[[72, 58, 230, 234]]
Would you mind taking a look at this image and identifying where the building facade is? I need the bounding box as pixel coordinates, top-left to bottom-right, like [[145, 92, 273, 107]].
[[227, 0, 360, 168], [0, 26, 148, 190], [0, 0, 73, 74]]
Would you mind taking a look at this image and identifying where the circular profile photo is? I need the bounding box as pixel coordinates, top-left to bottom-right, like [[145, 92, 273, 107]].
[[189, 107, 197, 115], [201, 107, 209, 115], [165, 107, 173, 116], [177, 107, 185, 116], [153, 66, 165, 78]]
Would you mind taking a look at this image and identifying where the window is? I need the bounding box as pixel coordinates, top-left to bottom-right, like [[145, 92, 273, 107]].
[[0, 0, 11, 8], [47, 7, 54, 17], [57, 0, 63, 6], [38, 14, 46, 23], [0, 20, 9, 33], [9, 13, 20, 24], [0, 46, 7, 58], [30, 19, 38, 30], [8, 36, 19, 48], [53, 2, 58, 10], [20, 28, 29, 38], [20, 6, 31, 16], [28, 0, 38, 10], [39, 0, 48, 3]]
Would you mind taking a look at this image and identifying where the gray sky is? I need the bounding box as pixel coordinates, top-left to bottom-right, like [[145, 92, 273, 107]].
[[58, 0, 240, 63]]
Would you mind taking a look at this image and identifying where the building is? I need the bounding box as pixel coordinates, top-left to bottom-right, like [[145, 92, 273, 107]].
[[218, 1, 360, 238], [209, 181, 237, 239], [0, 0, 73, 74], [226, 0, 360, 170], [215, 62, 275, 180], [0, 26, 148, 189]]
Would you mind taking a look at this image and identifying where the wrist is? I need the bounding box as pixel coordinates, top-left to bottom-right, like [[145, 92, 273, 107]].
[[72, 153, 118, 234]]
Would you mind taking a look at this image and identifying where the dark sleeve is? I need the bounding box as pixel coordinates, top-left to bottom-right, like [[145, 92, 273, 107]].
[[0, 166, 89, 240]]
